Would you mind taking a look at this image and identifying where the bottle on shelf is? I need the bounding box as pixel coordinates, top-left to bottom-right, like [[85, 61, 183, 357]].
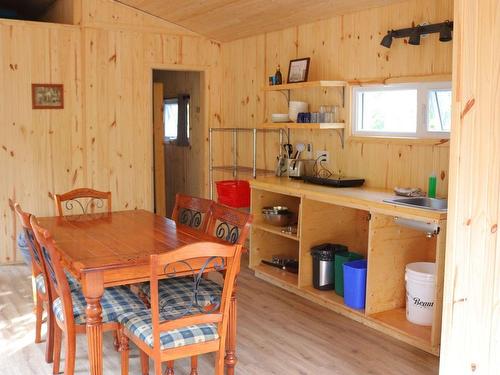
[[274, 65, 283, 85]]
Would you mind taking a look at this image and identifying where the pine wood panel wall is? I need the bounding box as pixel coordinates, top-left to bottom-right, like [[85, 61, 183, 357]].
[[0, 20, 83, 264], [219, 0, 453, 196], [0, 0, 222, 264], [440, 0, 500, 373]]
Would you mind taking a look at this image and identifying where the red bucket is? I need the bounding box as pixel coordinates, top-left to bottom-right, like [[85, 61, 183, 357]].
[[215, 180, 250, 208]]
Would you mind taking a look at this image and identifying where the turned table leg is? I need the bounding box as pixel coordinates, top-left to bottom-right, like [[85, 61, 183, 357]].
[[83, 272, 104, 375], [225, 278, 238, 375]]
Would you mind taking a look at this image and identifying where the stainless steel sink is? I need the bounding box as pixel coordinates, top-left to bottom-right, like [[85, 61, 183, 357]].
[[383, 197, 448, 211]]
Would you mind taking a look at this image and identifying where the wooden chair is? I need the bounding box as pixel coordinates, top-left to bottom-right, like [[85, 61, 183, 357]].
[[171, 193, 214, 231], [13, 203, 55, 363], [30, 216, 147, 375], [147, 202, 253, 374], [206, 203, 253, 246], [53, 188, 112, 216], [119, 242, 243, 375]]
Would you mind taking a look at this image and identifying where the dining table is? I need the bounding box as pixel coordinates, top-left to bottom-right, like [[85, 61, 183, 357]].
[[38, 209, 241, 375]]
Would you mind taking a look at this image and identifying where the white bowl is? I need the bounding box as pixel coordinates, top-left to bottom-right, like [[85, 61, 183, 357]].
[[288, 101, 309, 122], [271, 114, 290, 123]]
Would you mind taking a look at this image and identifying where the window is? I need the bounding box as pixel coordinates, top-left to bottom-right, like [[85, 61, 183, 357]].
[[163, 95, 190, 145], [352, 82, 451, 138], [163, 98, 178, 141]]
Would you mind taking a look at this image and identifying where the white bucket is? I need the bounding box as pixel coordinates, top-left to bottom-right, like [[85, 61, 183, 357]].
[[405, 262, 436, 326]]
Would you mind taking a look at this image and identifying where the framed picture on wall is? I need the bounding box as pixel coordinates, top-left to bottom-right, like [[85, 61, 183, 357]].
[[287, 57, 310, 83], [32, 84, 64, 109]]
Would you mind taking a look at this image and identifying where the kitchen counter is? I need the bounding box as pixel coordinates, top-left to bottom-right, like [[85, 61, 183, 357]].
[[250, 176, 447, 221]]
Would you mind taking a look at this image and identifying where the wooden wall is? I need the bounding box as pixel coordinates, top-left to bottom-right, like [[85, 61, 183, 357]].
[[440, 0, 500, 373], [219, 0, 453, 197], [0, 0, 222, 264], [153, 70, 205, 216]]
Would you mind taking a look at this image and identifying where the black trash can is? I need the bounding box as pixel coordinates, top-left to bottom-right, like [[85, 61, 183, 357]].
[[311, 243, 348, 290]]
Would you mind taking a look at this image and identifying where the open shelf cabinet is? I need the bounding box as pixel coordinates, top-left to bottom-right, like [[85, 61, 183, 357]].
[[250, 184, 446, 356]]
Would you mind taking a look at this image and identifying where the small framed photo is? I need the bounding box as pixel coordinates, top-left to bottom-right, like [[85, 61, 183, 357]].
[[287, 57, 310, 83], [32, 84, 64, 109]]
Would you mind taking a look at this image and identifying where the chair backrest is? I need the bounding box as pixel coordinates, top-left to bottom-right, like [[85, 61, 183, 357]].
[[13, 203, 46, 283], [206, 203, 253, 245], [149, 242, 242, 355], [53, 188, 112, 216], [171, 193, 214, 231], [30, 216, 75, 328]]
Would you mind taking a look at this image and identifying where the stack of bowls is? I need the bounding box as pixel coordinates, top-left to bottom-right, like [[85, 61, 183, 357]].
[[288, 101, 308, 122]]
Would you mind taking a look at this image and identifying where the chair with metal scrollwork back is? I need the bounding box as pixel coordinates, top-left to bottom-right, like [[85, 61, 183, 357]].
[[171, 193, 214, 231], [53, 188, 112, 216], [13, 202, 54, 363], [206, 203, 253, 246], [118, 242, 243, 375]]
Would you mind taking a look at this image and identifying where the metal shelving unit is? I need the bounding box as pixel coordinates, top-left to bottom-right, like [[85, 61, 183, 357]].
[[208, 127, 283, 199]]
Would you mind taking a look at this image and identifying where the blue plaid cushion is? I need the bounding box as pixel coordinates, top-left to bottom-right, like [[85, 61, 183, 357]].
[[118, 309, 219, 350], [53, 285, 147, 324], [34, 271, 79, 295], [138, 277, 222, 308]]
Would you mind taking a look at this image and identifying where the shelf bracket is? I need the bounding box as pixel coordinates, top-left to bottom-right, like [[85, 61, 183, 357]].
[[335, 129, 345, 149]]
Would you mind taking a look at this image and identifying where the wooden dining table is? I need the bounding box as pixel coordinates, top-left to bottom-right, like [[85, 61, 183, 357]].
[[38, 209, 240, 375]]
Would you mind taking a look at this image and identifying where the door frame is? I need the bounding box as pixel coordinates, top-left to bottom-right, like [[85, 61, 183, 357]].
[[147, 64, 210, 212]]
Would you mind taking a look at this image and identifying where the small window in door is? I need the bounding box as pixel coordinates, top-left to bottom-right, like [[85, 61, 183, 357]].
[[164, 98, 179, 141]]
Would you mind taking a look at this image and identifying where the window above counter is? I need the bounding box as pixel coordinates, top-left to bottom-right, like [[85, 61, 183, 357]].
[[352, 82, 451, 139]]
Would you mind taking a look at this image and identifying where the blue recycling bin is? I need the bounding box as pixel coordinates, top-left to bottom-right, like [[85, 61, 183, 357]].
[[343, 259, 368, 309]]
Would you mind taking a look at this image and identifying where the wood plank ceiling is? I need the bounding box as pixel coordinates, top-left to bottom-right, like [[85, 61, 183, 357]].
[[115, 0, 408, 41]]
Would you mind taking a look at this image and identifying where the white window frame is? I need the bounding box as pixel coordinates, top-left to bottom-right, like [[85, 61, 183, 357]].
[[351, 81, 451, 139]]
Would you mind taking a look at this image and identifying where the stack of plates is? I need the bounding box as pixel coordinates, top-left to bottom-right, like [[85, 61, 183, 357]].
[[271, 113, 290, 123], [288, 101, 309, 122]]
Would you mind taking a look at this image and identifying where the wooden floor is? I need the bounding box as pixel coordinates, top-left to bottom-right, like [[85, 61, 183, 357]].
[[0, 257, 439, 375]]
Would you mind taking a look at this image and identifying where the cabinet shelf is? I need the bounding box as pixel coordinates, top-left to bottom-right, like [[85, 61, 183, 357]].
[[254, 263, 298, 287], [263, 80, 348, 91], [211, 166, 275, 175], [259, 122, 345, 130], [369, 308, 433, 350], [253, 221, 299, 241]]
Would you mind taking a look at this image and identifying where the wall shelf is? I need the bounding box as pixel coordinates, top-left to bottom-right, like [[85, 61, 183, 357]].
[[259, 122, 345, 130], [263, 80, 348, 91]]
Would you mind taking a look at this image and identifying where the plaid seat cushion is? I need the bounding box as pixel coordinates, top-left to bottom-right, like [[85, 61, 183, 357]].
[[138, 277, 222, 308], [53, 285, 146, 325], [35, 270, 80, 295], [118, 309, 219, 350]]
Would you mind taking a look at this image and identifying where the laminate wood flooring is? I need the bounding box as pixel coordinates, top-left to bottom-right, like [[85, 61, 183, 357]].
[[0, 257, 439, 374]]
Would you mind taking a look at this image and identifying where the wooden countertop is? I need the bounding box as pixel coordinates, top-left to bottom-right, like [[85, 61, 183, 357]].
[[250, 176, 447, 221]]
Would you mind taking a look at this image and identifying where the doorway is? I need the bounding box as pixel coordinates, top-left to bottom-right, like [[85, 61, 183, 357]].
[[152, 69, 204, 217]]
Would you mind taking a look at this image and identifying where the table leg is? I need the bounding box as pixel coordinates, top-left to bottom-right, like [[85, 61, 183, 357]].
[[83, 272, 104, 375], [225, 279, 238, 375]]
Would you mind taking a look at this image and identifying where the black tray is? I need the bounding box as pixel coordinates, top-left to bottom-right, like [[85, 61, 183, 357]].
[[302, 175, 365, 188]]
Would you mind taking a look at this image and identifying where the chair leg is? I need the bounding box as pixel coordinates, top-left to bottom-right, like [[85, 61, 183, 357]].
[[139, 349, 149, 375], [154, 360, 162, 375], [53, 325, 62, 374], [190, 356, 199, 375], [35, 293, 43, 344], [64, 330, 76, 375], [166, 361, 174, 375], [45, 307, 55, 363], [214, 350, 225, 375], [117, 327, 129, 375]]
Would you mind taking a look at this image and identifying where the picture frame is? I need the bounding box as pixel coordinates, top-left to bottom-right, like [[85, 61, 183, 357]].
[[32, 84, 64, 109], [287, 57, 310, 83]]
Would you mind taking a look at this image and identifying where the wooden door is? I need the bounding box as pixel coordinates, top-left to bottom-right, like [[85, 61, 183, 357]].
[[153, 82, 166, 216]]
